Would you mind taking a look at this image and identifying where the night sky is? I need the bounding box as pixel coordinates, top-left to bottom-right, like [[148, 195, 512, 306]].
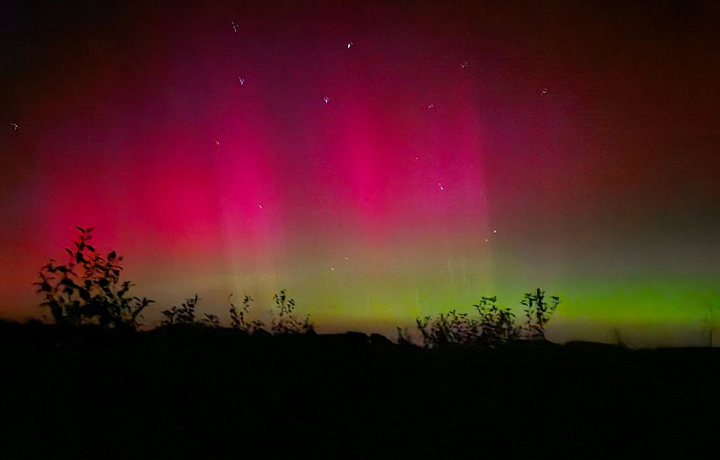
[[2, 0, 720, 344]]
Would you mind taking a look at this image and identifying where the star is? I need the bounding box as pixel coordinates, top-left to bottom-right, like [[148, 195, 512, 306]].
[[238, 77, 245, 85], [347, 42, 353, 49], [323, 96, 329, 104], [215, 140, 220, 146], [541, 88, 549, 95], [428, 104, 434, 109], [231, 22, 238, 33], [461, 60, 469, 69], [10, 122, 19, 131]]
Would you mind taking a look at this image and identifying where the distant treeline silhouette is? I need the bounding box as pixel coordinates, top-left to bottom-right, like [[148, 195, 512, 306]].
[[35, 227, 559, 347]]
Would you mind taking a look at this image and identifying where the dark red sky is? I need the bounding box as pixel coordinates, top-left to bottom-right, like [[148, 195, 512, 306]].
[[2, 0, 720, 343]]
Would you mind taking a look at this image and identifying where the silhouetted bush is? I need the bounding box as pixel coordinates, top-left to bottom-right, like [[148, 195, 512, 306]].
[[35, 226, 154, 330], [228, 294, 264, 333], [520, 288, 561, 340], [202, 313, 221, 328], [33, 227, 564, 348], [160, 294, 200, 325], [474, 295, 518, 346], [270, 289, 314, 334], [414, 289, 560, 349], [416, 309, 480, 348]]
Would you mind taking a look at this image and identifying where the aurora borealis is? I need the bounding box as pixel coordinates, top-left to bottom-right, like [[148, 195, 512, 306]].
[[1, 0, 719, 344]]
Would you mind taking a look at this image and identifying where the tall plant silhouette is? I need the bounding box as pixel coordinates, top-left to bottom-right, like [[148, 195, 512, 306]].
[[160, 295, 200, 325], [474, 296, 518, 346], [416, 310, 480, 348], [34, 226, 154, 329], [270, 289, 314, 334], [415, 289, 561, 348], [202, 313, 221, 328], [521, 288, 560, 340], [229, 294, 264, 333]]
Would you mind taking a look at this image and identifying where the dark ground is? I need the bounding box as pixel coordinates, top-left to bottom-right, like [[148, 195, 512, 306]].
[[1, 321, 718, 459]]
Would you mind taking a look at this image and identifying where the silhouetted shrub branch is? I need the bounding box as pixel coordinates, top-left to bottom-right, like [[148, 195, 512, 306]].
[[474, 296, 518, 346], [35, 227, 154, 330], [160, 294, 200, 325], [520, 288, 561, 340], [229, 294, 264, 333], [414, 289, 560, 349], [270, 289, 314, 334]]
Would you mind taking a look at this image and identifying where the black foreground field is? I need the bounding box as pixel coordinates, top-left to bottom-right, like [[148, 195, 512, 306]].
[[1, 322, 719, 460]]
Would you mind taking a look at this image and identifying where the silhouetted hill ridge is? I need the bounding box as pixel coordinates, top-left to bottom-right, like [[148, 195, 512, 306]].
[[1, 321, 718, 459]]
